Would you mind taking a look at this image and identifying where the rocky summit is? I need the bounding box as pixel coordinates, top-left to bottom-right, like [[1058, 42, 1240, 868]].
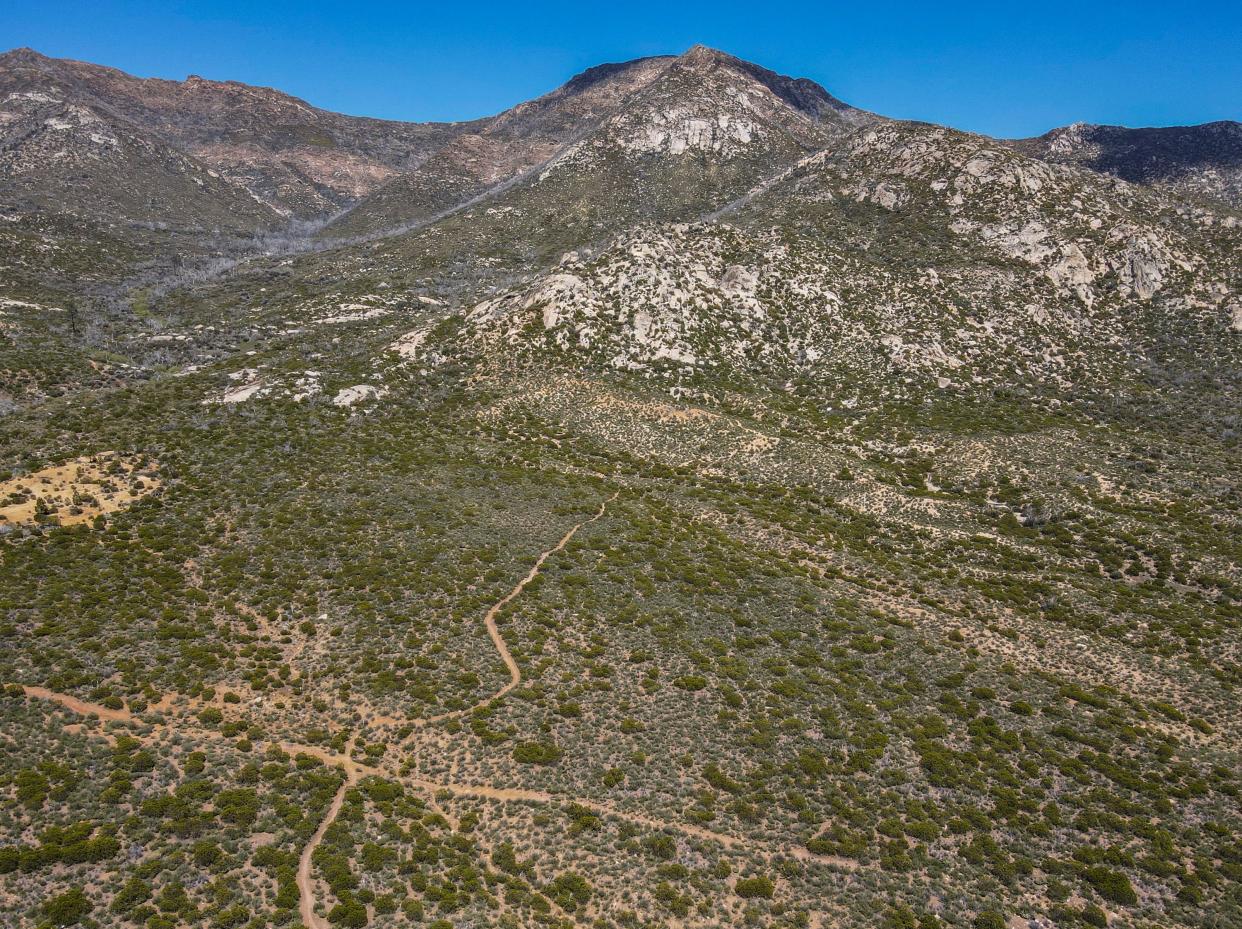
[[0, 45, 1239, 929]]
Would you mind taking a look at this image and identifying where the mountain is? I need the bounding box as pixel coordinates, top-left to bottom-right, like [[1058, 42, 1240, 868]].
[[0, 47, 470, 218], [319, 54, 678, 236], [0, 46, 872, 297], [449, 119, 1238, 395], [324, 45, 871, 238], [0, 44, 1239, 929], [1013, 119, 1242, 210], [0, 81, 283, 231]]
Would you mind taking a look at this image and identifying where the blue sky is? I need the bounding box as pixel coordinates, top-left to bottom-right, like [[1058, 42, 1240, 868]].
[[3, 1, 1239, 137]]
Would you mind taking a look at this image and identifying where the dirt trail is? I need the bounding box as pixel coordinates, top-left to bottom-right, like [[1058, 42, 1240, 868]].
[[19, 686, 367, 928], [296, 742, 359, 929], [19, 682, 855, 897], [424, 492, 618, 724], [21, 686, 135, 723], [389, 776, 853, 867]]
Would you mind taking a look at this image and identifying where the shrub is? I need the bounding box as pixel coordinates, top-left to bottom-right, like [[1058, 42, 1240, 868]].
[[1083, 866, 1138, 905], [43, 887, 91, 926], [673, 675, 708, 691], [215, 906, 249, 928], [191, 841, 222, 866], [547, 871, 592, 911], [653, 882, 690, 916], [329, 897, 368, 927], [198, 707, 223, 726], [513, 741, 563, 764], [110, 876, 151, 914], [734, 876, 775, 899], [643, 833, 677, 860], [1081, 904, 1108, 927], [15, 769, 49, 808], [884, 905, 917, 929]]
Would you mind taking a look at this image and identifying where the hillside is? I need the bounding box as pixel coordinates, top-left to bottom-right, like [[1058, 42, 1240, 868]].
[[0, 47, 471, 217], [1013, 119, 1242, 211], [324, 46, 871, 238]]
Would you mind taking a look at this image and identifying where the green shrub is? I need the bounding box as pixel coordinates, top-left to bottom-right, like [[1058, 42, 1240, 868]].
[[198, 707, 223, 726], [547, 871, 592, 911], [43, 887, 91, 926], [734, 876, 775, 899], [513, 741, 563, 764], [643, 833, 677, 860], [973, 911, 1005, 929], [328, 897, 368, 927], [1083, 866, 1138, 905], [110, 876, 151, 914], [1081, 904, 1108, 927]]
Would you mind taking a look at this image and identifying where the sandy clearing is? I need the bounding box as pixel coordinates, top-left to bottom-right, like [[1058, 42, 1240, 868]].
[[0, 453, 159, 527]]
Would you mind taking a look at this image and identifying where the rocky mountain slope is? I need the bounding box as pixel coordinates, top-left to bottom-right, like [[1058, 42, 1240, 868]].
[[0, 84, 284, 232], [325, 46, 871, 238], [441, 119, 1239, 395], [0, 47, 470, 218], [1013, 119, 1242, 211]]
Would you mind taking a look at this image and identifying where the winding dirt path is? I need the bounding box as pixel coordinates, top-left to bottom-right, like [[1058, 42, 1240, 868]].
[[424, 492, 618, 724], [20, 497, 627, 925], [20, 685, 136, 723]]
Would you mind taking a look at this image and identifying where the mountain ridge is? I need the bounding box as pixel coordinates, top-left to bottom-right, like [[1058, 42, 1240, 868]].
[[4, 43, 1237, 234], [1010, 119, 1242, 210], [0, 44, 1238, 398], [320, 45, 871, 237], [0, 46, 473, 217]]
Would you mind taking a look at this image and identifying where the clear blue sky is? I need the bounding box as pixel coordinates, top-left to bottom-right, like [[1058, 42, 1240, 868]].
[[3, 1, 1239, 137]]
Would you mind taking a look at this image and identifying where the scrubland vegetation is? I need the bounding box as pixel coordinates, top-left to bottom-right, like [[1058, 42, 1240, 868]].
[[0, 349, 1238, 929]]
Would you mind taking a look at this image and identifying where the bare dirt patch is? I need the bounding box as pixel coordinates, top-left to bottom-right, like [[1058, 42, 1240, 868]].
[[0, 452, 159, 527]]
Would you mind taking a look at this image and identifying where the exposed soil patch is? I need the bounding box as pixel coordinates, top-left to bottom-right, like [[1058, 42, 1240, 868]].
[[0, 452, 159, 527]]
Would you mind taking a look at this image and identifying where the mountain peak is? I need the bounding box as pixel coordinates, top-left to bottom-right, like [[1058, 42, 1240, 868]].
[[663, 45, 866, 126], [0, 46, 55, 69], [677, 44, 733, 65], [557, 54, 673, 97]]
